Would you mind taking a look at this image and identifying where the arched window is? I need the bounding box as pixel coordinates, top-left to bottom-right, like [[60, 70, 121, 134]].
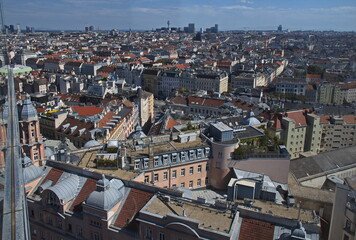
[[47, 191, 60, 208]]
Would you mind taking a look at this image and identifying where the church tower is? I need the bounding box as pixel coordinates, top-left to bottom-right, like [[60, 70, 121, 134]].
[[18, 96, 45, 165]]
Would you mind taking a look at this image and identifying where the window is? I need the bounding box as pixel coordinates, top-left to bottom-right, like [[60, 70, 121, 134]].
[[91, 232, 100, 240], [189, 150, 195, 159], [57, 219, 62, 229], [197, 165, 202, 173], [172, 170, 177, 178], [197, 149, 202, 158], [154, 174, 159, 182], [181, 168, 185, 176], [47, 215, 53, 225], [197, 179, 201, 187], [181, 182, 185, 187], [77, 228, 82, 237], [205, 177, 208, 185], [163, 155, 168, 165], [189, 167, 194, 175], [146, 228, 152, 239], [163, 172, 168, 180], [159, 232, 165, 240], [144, 160, 149, 168], [144, 176, 149, 183], [172, 153, 177, 163], [181, 152, 186, 161], [90, 219, 102, 228], [134, 160, 140, 169], [154, 157, 159, 167], [68, 224, 72, 233], [189, 181, 193, 188]]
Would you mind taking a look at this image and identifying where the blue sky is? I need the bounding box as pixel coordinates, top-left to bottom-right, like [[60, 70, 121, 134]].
[[3, 0, 356, 31]]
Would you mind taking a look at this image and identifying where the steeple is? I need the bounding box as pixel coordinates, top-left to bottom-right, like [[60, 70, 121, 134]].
[[2, 65, 31, 239]]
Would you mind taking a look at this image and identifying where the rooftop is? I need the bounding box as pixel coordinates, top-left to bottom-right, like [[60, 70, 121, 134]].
[[234, 198, 317, 223], [127, 137, 209, 159], [144, 196, 234, 233], [290, 145, 356, 181]]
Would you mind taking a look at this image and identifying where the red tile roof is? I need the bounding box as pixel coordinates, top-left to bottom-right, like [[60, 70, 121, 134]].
[[286, 110, 307, 127], [273, 114, 283, 130], [98, 111, 118, 128], [114, 189, 153, 228], [69, 178, 97, 212], [306, 74, 321, 79], [343, 115, 356, 124], [319, 115, 330, 124], [170, 96, 187, 105], [42, 168, 64, 186], [165, 117, 180, 131], [239, 218, 275, 240], [122, 99, 134, 108], [36, 107, 46, 113], [188, 96, 225, 107], [71, 106, 104, 116]]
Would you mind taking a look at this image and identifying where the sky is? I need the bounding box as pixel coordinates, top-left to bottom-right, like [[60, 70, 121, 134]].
[[2, 0, 356, 31]]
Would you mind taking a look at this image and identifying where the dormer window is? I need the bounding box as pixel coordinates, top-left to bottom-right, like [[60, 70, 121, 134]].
[[154, 156, 160, 167], [181, 152, 186, 161], [144, 158, 149, 168], [78, 128, 86, 136], [134, 159, 140, 169], [62, 123, 70, 132], [47, 191, 59, 208], [197, 149, 202, 158], [70, 126, 77, 134]]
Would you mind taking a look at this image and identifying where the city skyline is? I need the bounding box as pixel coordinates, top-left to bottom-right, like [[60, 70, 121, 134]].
[[2, 0, 356, 31]]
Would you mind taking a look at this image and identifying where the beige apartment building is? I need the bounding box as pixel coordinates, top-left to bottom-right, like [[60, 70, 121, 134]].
[[137, 88, 154, 127], [320, 115, 356, 152], [271, 110, 322, 159], [317, 84, 342, 104]]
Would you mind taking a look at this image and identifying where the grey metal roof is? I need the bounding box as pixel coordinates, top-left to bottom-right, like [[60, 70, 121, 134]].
[[19, 96, 38, 121], [84, 140, 101, 148], [290, 145, 356, 180], [241, 111, 261, 126], [86, 178, 125, 211], [22, 155, 44, 185], [128, 125, 147, 139], [234, 126, 265, 140], [48, 174, 82, 205], [45, 147, 55, 158]]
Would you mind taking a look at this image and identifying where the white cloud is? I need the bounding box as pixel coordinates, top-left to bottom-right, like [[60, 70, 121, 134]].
[[239, 0, 254, 4], [221, 5, 253, 10]]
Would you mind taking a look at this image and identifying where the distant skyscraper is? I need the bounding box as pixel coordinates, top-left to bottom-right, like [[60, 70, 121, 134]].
[[278, 25, 282, 32], [184, 23, 195, 33], [205, 24, 218, 33], [16, 24, 20, 34], [89, 25, 94, 32]]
